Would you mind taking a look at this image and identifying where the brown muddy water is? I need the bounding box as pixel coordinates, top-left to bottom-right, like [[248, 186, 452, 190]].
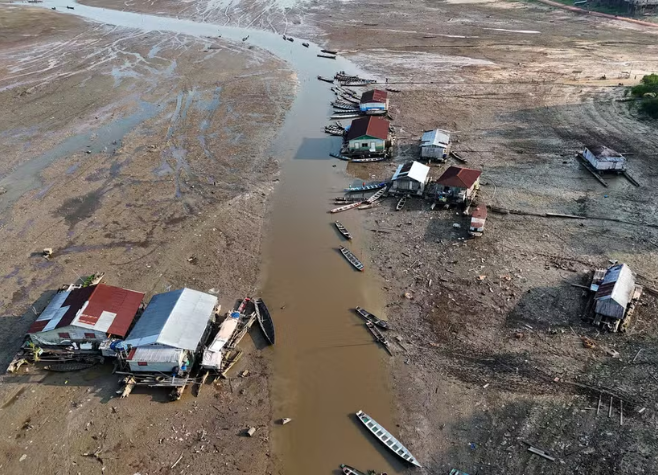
[[21, 2, 404, 473], [260, 81, 404, 474]]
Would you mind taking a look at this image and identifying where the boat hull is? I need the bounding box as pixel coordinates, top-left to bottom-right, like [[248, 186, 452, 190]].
[[355, 410, 421, 467], [339, 246, 364, 271], [255, 298, 275, 345]]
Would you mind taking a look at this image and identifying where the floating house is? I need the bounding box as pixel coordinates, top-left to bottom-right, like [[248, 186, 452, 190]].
[[582, 145, 626, 172], [28, 284, 144, 346], [359, 89, 389, 115], [420, 129, 451, 161], [123, 288, 217, 372], [469, 203, 487, 236], [593, 264, 636, 320], [390, 161, 430, 196], [345, 116, 390, 156], [433, 166, 482, 204]]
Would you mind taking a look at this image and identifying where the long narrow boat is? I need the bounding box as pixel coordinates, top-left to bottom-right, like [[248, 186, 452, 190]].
[[330, 201, 362, 214], [321, 48, 339, 55], [396, 196, 407, 211], [318, 75, 334, 83], [340, 465, 366, 475], [355, 410, 421, 467], [350, 156, 387, 163], [358, 203, 374, 210], [254, 298, 275, 345], [330, 153, 350, 161], [365, 321, 393, 356], [339, 246, 364, 271], [345, 182, 387, 193], [335, 221, 352, 240], [366, 188, 387, 204], [355, 306, 390, 329]]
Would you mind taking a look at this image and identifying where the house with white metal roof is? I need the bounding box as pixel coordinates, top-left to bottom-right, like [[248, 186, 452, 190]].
[[594, 264, 635, 320], [420, 129, 451, 161], [582, 145, 626, 172], [390, 161, 430, 196], [123, 288, 217, 372]]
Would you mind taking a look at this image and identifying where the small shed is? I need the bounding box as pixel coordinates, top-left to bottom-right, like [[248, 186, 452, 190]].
[[28, 284, 144, 346], [359, 89, 389, 114], [345, 116, 390, 156], [582, 145, 626, 172], [434, 166, 482, 203], [594, 264, 635, 320], [420, 129, 451, 161], [126, 345, 189, 373], [469, 204, 487, 235], [390, 161, 430, 196]]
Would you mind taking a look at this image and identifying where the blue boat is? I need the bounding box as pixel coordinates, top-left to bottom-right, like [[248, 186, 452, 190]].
[[344, 182, 387, 193]]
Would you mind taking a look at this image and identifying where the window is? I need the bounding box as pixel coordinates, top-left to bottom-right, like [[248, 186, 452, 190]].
[[84, 333, 96, 339], [58, 332, 71, 339], [362, 142, 369, 148]]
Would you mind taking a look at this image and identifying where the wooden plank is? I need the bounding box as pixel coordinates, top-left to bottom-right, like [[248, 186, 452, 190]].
[[577, 154, 609, 187], [528, 446, 556, 462]]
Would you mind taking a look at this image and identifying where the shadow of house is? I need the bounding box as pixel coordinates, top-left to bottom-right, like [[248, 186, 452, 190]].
[[505, 284, 589, 330], [0, 290, 57, 372]]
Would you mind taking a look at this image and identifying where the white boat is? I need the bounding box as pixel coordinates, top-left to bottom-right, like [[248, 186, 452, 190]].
[[355, 410, 421, 467], [330, 201, 362, 213]]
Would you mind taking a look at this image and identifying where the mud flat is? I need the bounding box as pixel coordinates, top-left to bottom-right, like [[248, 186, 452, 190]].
[[0, 5, 294, 474]]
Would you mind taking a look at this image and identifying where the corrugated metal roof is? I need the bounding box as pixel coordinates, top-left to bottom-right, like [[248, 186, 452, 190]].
[[72, 284, 144, 337], [345, 116, 390, 141], [584, 145, 625, 162], [421, 129, 450, 148], [124, 288, 217, 351], [436, 166, 482, 189], [471, 203, 487, 219], [127, 345, 185, 363], [594, 264, 635, 318], [392, 161, 430, 183], [360, 89, 388, 104], [28, 284, 143, 337]]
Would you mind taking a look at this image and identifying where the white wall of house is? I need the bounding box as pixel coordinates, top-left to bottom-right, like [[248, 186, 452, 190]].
[[30, 326, 106, 346]]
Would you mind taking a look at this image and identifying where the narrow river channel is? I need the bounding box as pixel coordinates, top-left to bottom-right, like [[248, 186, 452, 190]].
[[27, 2, 403, 473]]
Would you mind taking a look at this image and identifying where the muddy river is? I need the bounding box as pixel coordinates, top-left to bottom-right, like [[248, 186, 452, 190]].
[[24, 1, 403, 473]]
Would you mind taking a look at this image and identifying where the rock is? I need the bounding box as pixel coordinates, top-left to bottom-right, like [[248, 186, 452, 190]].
[[247, 427, 257, 437], [19, 454, 27, 462]]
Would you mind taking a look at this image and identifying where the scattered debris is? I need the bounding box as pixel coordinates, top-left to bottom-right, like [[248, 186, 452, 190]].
[[527, 445, 555, 462], [280, 417, 292, 425], [247, 427, 257, 437]]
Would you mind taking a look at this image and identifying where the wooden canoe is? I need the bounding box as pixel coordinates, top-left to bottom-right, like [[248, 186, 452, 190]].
[[350, 156, 387, 163], [365, 321, 393, 356], [355, 306, 389, 329], [396, 196, 407, 211], [355, 410, 421, 467], [321, 48, 338, 55], [335, 221, 352, 240], [366, 188, 387, 204], [340, 465, 366, 475], [318, 54, 337, 59], [254, 298, 275, 345], [345, 182, 387, 192], [330, 201, 362, 213], [318, 75, 334, 83], [340, 246, 364, 271]]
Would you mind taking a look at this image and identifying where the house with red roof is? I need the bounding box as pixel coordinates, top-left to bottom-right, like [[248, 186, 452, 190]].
[[345, 116, 390, 156], [359, 89, 389, 114], [433, 166, 482, 203], [28, 284, 144, 346]]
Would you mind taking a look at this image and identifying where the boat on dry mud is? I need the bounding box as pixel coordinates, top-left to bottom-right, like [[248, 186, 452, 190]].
[[355, 410, 421, 467], [339, 246, 364, 271], [330, 201, 362, 213], [335, 221, 352, 240], [355, 306, 389, 329]]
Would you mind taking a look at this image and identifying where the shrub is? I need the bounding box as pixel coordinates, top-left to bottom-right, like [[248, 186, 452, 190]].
[[639, 98, 658, 119]]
